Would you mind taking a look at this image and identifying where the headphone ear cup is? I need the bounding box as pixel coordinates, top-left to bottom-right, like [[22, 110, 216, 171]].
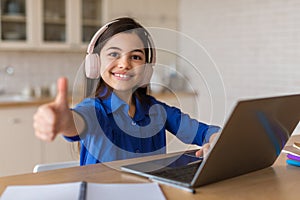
[[139, 64, 153, 87], [85, 54, 100, 79]]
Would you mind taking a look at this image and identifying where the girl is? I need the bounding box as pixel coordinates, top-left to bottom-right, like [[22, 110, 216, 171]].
[[33, 17, 220, 166]]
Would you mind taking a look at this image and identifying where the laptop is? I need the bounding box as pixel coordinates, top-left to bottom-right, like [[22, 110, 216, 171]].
[[121, 94, 300, 192]]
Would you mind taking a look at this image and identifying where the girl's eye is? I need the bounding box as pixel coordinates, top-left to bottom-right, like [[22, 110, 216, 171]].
[[132, 55, 142, 60], [108, 52, 119, 58]]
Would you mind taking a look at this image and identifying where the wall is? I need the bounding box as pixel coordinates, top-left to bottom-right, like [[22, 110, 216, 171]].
[[0, 51, 84, 96], [178, 0, 300, 134]]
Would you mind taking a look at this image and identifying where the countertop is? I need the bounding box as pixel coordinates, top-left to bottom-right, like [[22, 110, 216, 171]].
[[0, 91, 197, 108], [0, 97, 54, 108]]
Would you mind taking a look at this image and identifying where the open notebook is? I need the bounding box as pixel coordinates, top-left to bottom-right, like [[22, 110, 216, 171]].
[[0, 182, 165, 200]]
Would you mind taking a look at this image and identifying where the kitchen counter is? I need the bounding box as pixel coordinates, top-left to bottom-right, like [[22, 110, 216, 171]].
[[0, 97, 54, 108], [0, 91, 197, 108]]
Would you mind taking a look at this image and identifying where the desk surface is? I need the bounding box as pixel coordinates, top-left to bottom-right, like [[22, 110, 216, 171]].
[[0, 135, 300, 200]]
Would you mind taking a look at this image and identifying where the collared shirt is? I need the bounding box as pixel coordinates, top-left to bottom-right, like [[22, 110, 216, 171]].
[[64, 93, 220, 165]]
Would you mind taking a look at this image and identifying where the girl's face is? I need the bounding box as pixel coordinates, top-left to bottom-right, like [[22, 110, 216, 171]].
[[99, 32, 147, 92]]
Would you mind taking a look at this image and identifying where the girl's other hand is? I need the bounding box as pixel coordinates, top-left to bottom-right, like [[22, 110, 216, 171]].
[[195, 133, 219, 158]]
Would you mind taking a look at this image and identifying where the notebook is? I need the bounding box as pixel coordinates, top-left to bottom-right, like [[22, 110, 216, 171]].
[[121, 94, 300, 192], [0, 182, 166, 200]]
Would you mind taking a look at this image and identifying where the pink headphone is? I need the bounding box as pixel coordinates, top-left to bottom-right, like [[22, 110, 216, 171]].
[[85, 20, 118, 79], [85, 19, 156, 88]]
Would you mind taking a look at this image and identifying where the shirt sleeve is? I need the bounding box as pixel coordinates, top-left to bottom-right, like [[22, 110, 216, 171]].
[[199, 125, 221, 144], [161, 100, 221, 146], [63, 98, 100, 142]]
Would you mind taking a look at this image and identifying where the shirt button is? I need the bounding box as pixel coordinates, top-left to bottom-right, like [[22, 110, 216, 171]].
[[135, 149, 140, 153], [131, 121, 136, 126]]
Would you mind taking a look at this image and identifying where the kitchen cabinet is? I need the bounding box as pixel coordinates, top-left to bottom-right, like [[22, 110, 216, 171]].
[[81, 0, 102, 43], [0, 0, 27, 41], [0, 105, 76, 177], [40, 0, 103, 46], [42, 0, 67, 42], [0, 106, 40, 177], [0, 0, 178, 51], [0, 0, 103, 50], [42, 135, 78, 164]]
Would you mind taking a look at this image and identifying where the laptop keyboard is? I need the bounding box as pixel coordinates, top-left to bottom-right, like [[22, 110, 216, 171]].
[[149, 161, 201, 183]]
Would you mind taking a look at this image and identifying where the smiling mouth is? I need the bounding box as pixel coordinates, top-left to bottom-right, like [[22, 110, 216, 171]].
[[112, 73, 133, 80]]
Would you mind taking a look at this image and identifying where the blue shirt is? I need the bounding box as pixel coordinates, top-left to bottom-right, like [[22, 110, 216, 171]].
[[64, 93, 220, 165]]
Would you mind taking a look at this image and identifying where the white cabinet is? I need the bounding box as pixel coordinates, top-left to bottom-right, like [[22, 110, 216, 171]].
[[0, 0, 178, 50], [0, 0, 27, 42], [0, 105, 76, 177], [42, 135, 78, 164], [81, 0, 103, 43], [41, 0, 67, 43], [0, 0, 103, 50], [0, 106, 40, 177]]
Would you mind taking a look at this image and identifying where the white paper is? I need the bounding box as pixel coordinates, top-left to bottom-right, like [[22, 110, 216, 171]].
[[0, 182, 81, 200], [87, 183, 166, 200], [1, 182, 166, 200]]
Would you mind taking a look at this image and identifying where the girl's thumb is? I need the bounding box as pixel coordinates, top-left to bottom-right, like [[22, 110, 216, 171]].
[[55, 77, 69, 107]]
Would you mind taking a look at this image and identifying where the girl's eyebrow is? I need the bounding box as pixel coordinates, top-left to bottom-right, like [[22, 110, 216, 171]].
[[106, 47, 121, 51], [106, 47, 145, 54], [132, 49, 145, 54]]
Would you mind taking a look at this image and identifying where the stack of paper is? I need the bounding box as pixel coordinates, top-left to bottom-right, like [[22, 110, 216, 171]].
[[282, 142, 300, 167]]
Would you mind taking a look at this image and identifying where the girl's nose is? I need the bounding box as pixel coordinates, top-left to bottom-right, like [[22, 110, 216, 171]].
[[117, 55, 131, 69]]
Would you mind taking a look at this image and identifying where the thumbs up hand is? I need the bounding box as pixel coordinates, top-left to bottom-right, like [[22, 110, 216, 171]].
[[33, 77, 74, 142], [54, 76, 69, 111]]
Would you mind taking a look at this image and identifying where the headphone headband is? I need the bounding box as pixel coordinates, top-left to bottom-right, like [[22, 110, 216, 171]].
[[86, 20, 119, 54]]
